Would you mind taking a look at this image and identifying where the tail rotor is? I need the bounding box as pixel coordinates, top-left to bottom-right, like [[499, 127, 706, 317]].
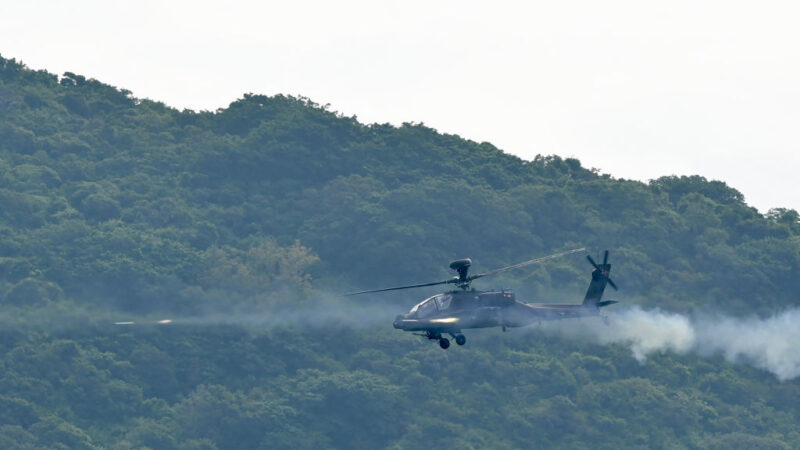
[[586, 250, 617, 290]]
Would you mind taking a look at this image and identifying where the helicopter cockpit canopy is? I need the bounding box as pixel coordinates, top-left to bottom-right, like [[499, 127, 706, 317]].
[[409, 294, 453, 318]]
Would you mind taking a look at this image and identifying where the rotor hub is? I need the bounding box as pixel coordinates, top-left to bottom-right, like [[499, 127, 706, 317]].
[[449, 258, 472, 283]]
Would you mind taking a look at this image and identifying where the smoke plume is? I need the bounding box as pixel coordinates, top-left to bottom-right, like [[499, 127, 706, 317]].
[[540, 306, 800, 381]]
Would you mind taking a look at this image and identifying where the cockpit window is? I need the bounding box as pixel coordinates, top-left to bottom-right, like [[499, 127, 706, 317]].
[[414, 298, 437, 318], [434, 294, 452, 311]]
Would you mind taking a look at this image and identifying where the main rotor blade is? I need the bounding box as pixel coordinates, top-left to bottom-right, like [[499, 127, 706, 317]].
[[345, 278, 454, 296], [468, 248, 585, 281]]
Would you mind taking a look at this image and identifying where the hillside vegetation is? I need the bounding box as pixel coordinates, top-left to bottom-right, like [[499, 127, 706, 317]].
[[1, 53, 799, 449]]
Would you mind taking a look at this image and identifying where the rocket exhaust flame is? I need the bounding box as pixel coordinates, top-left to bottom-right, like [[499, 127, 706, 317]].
[[113, 319, 173, 326]]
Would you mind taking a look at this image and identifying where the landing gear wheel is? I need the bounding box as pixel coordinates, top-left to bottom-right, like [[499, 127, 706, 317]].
[[439, 338, 450, 349], [455, 335, 466, 346]]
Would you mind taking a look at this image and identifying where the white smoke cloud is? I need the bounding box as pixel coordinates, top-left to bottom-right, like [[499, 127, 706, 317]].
[[597, 307, 696, 362], [539, 306, 800, 381], [694, 309, 800, 382]]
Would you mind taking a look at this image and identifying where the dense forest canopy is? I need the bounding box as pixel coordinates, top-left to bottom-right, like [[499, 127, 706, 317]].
[[1, 53, 799, 448]]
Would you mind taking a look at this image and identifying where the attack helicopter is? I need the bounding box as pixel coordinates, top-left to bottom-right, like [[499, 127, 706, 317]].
[[347, 248, 618, 349]]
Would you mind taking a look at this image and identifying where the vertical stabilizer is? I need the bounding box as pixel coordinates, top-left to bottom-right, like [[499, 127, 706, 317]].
[[582, 251, 617, 307]]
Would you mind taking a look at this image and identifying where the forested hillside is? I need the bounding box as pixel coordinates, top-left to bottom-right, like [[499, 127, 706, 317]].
[[1, 53, 800, 449]]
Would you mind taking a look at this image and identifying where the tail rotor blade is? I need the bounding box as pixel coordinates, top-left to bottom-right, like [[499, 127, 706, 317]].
[[589, 250, 616, 289], [586, 255, 601, 271]]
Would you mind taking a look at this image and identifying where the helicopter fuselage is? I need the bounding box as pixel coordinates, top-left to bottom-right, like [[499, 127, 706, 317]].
[[347, 248, 616, 349], [392, 289, 603, 333]]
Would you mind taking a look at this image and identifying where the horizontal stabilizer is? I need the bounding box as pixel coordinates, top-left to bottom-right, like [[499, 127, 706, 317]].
[[596, 300, 618, 308]]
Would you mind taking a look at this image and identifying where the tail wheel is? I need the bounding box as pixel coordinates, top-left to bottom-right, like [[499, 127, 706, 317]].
[[439, 338, 450, 349], [455, 335, 466, 346]]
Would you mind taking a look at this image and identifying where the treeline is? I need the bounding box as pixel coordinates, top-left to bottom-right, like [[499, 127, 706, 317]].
[[3, 326, 799, 449], [1, 53, 799, 448]]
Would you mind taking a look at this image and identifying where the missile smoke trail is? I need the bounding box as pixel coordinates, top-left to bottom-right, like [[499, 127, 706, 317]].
[[5, 294, 798, 381], [538, 306, 800, 381], [120, 300, 800, 381]]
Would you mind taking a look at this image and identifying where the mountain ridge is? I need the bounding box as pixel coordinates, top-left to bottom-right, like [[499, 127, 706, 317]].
[[1, 52, 799, 449]]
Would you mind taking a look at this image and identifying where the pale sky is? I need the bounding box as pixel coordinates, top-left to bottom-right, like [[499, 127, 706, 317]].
[[2, 0, 799, 213]]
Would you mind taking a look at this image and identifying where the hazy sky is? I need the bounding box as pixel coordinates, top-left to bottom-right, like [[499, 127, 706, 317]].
[[2, 1, 798, 212]]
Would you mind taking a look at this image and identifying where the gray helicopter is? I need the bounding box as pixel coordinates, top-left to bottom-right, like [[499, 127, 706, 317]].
[[348, 249, 618, 349]]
